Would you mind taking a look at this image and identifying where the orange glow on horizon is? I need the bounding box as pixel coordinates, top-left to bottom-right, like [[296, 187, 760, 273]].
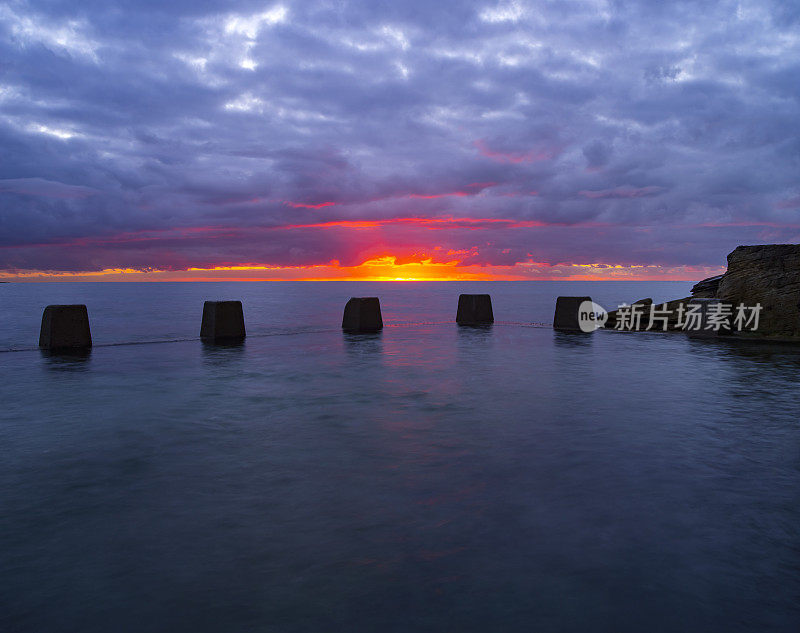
[[0, 258, 725, 283]]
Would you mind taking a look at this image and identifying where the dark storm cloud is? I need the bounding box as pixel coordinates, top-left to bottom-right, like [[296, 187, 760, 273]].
[[0, 0, 798, 273]]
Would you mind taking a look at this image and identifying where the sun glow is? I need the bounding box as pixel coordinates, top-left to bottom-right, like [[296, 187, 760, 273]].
[[1, 259, 724, 282], [347, 256, 475, 281]]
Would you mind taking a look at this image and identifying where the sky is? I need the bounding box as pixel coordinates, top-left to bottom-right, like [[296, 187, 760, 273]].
[[0, 0, 799, 281]]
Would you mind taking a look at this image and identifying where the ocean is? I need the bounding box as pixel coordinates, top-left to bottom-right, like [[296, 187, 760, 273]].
[[2, 281, 799, 632]]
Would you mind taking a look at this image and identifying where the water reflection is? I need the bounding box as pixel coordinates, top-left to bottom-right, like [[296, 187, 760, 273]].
[[6, 324, 800, 632], [553, 330, 594, 348], [688, 337, 800, 398], [40, 348, 92, 371], [342, 331, 384, 358], [456, 323, 493, 333], [201, 340, 246, 367], [455, 324, 493, 361], [692, 336, 800, 356], [456, 323, 492, 340], [687, 336, 800, 365]]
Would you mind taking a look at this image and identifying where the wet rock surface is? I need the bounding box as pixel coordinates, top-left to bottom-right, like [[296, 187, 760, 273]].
[[601, 244, 800, 340], [690, 274, 724, 298], [715, 245, 800, 339]]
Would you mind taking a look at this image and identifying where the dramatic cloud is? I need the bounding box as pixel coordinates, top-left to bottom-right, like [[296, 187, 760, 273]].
[[0, 0, 798, 279]]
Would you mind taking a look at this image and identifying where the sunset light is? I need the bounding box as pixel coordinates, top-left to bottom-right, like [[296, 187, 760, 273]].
[[3, 2, 799, 631], [1, 257, 725, 283]]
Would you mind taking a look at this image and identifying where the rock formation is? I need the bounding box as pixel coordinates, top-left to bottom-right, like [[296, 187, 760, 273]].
[[601, 244, 800, 340], [690, 274, 723, 298], [715, 245, 800, 338]]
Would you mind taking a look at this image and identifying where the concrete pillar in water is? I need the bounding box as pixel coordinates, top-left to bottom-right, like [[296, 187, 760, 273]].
[[201, 301, 246, 343], [456, 294, 494, 325], [553, 296, 592, 332], [342, 297, 383, 333], [685, 298, 733, 338], [39, 305, 92, 349]]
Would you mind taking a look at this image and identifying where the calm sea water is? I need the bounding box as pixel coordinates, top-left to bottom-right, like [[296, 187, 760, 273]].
[[1, 282, 799, 632]]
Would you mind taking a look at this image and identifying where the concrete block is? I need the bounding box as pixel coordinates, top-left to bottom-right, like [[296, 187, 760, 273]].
[[201, 301, 246, 343], [39, 305, 92, 349], [342, 297, 383, 333], [553, 296, 592, 332], [456, 294, 494, 325], [685, 298, 733, 337]]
